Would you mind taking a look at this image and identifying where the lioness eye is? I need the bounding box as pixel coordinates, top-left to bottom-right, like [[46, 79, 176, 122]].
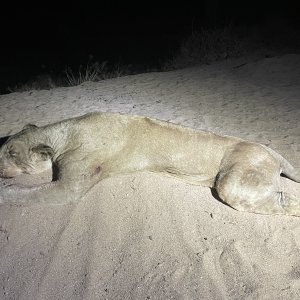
[[8, 149, 18, 157]]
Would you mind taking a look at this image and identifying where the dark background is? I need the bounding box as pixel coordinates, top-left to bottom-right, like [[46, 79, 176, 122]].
[[0, 1, 299, 94]]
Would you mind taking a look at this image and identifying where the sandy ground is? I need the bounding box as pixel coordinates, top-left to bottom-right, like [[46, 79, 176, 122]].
[[0, 54, 300, 299]]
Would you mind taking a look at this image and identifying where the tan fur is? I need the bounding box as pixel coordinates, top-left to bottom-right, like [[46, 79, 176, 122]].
[[0, 112, 299, 216]]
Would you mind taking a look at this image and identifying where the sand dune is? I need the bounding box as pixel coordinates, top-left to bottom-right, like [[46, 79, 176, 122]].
[[0, 54, 300, 299]]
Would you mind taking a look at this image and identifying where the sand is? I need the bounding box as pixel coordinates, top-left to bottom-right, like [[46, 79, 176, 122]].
[[0, 54, 300, 299]]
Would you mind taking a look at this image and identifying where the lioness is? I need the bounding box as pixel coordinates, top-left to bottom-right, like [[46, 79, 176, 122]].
[[0, 112, 299, 215]]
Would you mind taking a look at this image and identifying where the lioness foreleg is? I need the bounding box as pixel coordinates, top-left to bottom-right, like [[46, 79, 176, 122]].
[[0, 155, 105, 205]]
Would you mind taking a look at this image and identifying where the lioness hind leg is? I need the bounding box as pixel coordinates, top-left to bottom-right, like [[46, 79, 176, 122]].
[[215, 167, 300, 216]]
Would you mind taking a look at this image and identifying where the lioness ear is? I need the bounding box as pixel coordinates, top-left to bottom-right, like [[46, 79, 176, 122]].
[[31, 144, 54, 160], [23, 124, 38, 130]]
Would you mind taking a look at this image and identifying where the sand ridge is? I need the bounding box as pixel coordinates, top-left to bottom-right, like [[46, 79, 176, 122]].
[[0, 54, 300, 299]]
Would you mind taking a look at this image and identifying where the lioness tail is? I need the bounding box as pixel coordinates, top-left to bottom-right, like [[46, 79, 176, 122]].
[[280, 158, 300, 182], [262, 145, 300, 183]]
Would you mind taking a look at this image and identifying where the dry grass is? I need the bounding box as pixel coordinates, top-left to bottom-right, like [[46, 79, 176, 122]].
[[64, 61, 130, 86], [7, 23, 299, 93], [163, 26, 243, 70], [8, 62, 131, 92]]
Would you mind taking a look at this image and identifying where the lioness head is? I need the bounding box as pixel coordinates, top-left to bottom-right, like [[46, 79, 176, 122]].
[[0, 126, 54, 178]]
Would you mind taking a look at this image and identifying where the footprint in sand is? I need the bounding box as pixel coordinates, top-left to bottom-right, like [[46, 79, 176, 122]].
[[218, 242, 261, 299], [202, 241, 261, 300]]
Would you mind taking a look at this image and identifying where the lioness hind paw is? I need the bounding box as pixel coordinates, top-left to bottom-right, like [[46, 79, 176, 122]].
[[278, 192, 300, 216]]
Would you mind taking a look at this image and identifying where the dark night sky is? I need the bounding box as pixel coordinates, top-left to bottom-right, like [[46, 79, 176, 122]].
[[0, 1, 299, 93]]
